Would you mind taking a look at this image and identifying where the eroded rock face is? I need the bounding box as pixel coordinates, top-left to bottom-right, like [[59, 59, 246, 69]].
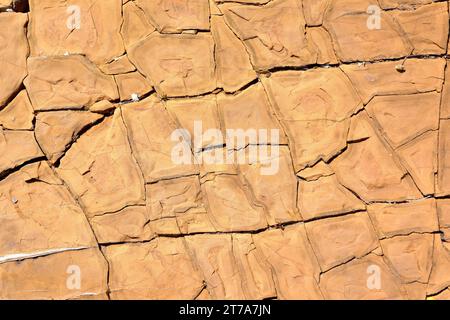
[[2, 0, 450, 301], [0, 13, 28, 107]]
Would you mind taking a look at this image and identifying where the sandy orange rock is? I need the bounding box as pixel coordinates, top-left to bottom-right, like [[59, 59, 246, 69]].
[[319, 254, 407, 299], [0, 162, 97, 257], [2, 0, 450, 301], [121, 97, 198, 182], [104, 239, 204, 299], [0, 248, 108, 300], [0, 130, 43, 175], [35, 111, 103, 164], [305, 213, 379, 271], [437, 119, 450, 196], [0, 12, 28, 107], [135, 0, 210, 33], [0, 91, 34, 130], [253, 224, 323, 299], [25, 55, 119, 111], [129, 33, 216, 97], [368, 199, 439, 238], [298, 175, 366, 220], [262, 68, 362, 171], [57, 109, 145, 216], [28, 0, 124, 64], [223, 0, 327, 70]]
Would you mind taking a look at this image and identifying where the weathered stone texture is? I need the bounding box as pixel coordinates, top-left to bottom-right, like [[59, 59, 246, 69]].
[[1, 0, 450, 300]]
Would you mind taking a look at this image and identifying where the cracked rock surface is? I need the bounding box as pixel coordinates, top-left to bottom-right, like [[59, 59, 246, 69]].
[[1, 0, 450, 300]]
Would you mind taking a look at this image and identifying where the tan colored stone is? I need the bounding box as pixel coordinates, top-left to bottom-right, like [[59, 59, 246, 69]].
[[297, 161, 334, 181], [299, 175, 366, 221], [99, 55, 136, 75], [222, 0, 323, 70], [57, 109, 145, 216], [0, 91, 34, 130], [166, 96, 222, 151], [89, 100, 116, 114], [396, 131, 437, 196], [0, 248, 108, 300], [438, 199, 450, 228], [121, 96, 198, 182], [0, 130, 43, 174], [381, 234, 433, 284], [217, 84, 287, 145], [428, 234, 450, 295], [368, 199, 439, 238], [262, 68, 362, 171], [441, 63, 450, 119], [3, 0, 450, 300], [331, 112, 422, 202], [303, 0, 330, 26], [320, 254, 407, 299], [253, 224, 323, 299], [305, 213, 379, 271], [239, 147, 301, 225], [341, 58, 445, 104], [115, 72, 153, 101], [324, 0, 410, 62], [0, 0, 11, 8], [366, 93, 440, 148], [211, 16, 256, 92], [392, 2, 448, 55], [0, 162, 97, 257], [28, 0, 124, 64], [146, 176, 215, 235], [135, 0, 210, 33], [0, 13, 28, 107], [202, 173, 268, 231], [35, 111, 103, 164], [186, 234, 277, 299], [324, 1, 447, 62], [378, 0, 433, 10], [437, 120, 450, 196], [25, 55, 119, 111], [129, 34, 216, 97], [121, 1, 155, 49], [90, 206, 154, 244], [104, 239, 204, 299]]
